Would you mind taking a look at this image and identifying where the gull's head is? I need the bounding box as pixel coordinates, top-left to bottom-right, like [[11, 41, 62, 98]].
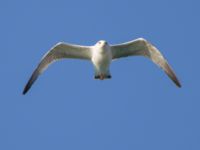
[[96, 40, 108, 47]]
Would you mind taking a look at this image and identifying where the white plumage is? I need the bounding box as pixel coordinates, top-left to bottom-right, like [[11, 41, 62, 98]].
[[23, 38, 181, 94]]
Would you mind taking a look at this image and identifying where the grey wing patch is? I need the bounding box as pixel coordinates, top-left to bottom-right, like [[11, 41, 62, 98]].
[[144, 40, 181, 87], [111, 38, 181, 87]]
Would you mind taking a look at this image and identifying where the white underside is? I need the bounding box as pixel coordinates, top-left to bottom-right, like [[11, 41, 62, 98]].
[[91, 45, 112, 76]]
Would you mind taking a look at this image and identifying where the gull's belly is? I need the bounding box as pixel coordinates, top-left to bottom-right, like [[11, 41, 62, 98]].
[[92, 50, 111, 73]]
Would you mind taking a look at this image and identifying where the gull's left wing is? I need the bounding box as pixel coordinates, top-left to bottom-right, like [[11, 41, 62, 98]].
[[23, 42, 92, 94], [111, 38, 181, 87]]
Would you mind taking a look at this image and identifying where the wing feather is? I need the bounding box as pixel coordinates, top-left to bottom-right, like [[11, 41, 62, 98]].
[[23, 42, 91, 94], [111, 38, 181, 87]]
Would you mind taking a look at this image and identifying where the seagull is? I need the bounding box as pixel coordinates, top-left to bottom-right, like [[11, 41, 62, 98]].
[[23, 38, 181, 94]]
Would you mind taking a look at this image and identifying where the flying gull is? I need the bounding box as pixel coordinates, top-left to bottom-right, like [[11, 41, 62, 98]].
[[23, 38, 181, 94]]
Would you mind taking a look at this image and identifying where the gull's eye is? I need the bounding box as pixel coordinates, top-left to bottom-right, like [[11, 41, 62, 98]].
[[98, 42, 101, 44]]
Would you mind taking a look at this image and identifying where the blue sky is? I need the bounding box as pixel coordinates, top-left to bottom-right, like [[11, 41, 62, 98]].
[[0, 0, 199, 149]]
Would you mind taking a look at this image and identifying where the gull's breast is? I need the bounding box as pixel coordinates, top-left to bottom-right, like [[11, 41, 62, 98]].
[[91, 47, 112, 70]]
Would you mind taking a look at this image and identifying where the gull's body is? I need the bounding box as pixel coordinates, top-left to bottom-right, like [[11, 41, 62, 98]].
[[23, 38, 181, 94], [92, 40, 112, 79]]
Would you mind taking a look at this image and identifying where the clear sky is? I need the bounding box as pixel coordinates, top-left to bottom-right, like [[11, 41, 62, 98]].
[[0, 0, 199, 150]]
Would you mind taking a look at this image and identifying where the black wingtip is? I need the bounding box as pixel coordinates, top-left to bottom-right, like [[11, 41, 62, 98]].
[[22, 68, 40, 95], [166, 74, 182, 89], [22, 85, 30, 95], [168, 70, 182, 88], [175, 79, 182, 88], [163, 63, 182, 88], [22, 89, 27, 95]]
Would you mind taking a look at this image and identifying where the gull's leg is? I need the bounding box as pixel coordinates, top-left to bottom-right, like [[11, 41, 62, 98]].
[[100, 74, 105, 80], [94, 67, 99, 79], [106, 70, 111, 79], [106, 75, 112, 78], [94, 75, 100, 79]]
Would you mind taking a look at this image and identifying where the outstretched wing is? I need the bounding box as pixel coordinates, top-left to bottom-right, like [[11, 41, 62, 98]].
[[111, 38, 181, 87], [23, 42, 92, 94]]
